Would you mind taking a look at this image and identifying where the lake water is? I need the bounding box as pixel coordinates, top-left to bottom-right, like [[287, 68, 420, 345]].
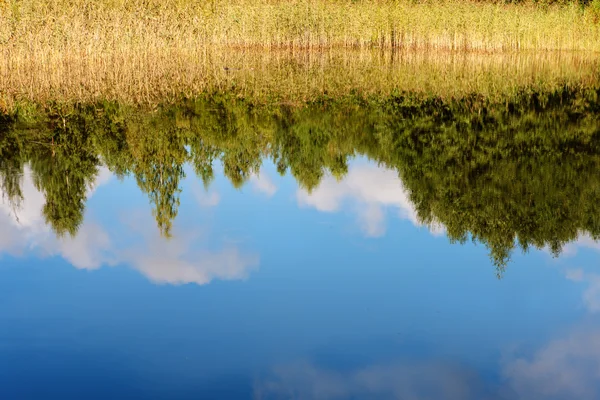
[[1, 78, 600, 399]]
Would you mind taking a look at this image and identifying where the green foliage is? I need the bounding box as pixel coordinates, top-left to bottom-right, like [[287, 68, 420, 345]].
[[128, 114, 188, 238], [0, 114, 25, 212], [378, 89, 600, 270], [4, 84, 600, 273], [28, 104, 101, 237]]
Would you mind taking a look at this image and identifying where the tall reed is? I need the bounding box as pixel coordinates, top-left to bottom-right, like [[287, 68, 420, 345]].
[[2, 0, 600, 110], [2, 49, 599, 111], [2, 0, 600, 51]]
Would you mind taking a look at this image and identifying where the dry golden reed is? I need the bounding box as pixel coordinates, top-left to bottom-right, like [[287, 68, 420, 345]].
[[1, 50, 599, 110], [2, 0, 600, 109], [3, 0, 600, 51]]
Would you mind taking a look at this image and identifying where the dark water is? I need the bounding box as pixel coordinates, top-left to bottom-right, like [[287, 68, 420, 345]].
[[2, 90, 600, 399]]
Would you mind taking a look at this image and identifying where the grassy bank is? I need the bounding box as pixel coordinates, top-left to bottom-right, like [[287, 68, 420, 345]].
[[1, 49, 599, 110]]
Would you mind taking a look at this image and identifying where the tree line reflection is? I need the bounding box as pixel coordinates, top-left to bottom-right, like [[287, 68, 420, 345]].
[[2, 85, 600, 271]]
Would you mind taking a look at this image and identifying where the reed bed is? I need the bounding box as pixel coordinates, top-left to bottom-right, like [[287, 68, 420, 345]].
[[1, 49, 599, 111], [2, 0, 600, 110], [2, 0, 600, 51]]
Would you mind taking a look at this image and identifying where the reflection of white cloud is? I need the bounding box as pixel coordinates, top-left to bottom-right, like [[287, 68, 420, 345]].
[[192, 180, 220, 207], [250, 171, 277, 197], [56, 223, 115, 270], [0, 166, 48, 234], [554, 235, 600, 312], [116, 217, 259, 285], [126, 243, 257, 285], [504, 329, 600, 400], [359, 203, 386, 237], [296, 164, 444, 237], [507, 241, 600, 398], [565, 268, 584, 282], [582, 281, 600, 313], [196, 190, 221, 207], [565, 269, 600, 313], [260, 328, 600, 400], [0, 166, 113, 262], [0, 167, 258, 285], [256, 360, 490, 400], [561, 234, 600, 258]]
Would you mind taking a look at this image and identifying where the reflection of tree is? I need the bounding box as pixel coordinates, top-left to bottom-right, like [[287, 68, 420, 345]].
[[92, 102, 134, 179], [188, 139, 218, 190], [378, 91, 600, 273], [0, 116, 25, 212], [128, 116, 188, 238], [271, 105, 353, 192], [3, 85, 600, 272], [29, 107, 100, 237], [184, 97, 267, 189]]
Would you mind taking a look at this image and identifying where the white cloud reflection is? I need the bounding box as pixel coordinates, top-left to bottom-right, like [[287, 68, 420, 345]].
[[192, 180, 221, 207], [258, 330, 600, 400], [564, 268, 600, 313], [195, 190, 221, 208], [115, 218, 258, 285], [561, 234, 600, 258], [250, 170, 277, 197], [503, 328, 600, 400], [0, 167, 258, 285], [255, 360, 499, 400], [296, 164, 444, 237], [258, 324, 600, 400]]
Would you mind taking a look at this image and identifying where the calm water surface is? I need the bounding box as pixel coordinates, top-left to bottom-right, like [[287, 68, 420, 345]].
[[1, 160, 598, 399], [2, 93, 600, 399]]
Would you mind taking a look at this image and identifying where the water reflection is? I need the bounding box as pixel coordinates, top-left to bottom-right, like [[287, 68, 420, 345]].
[[297, 163, 444, 238], [2, 159, 442, 284], [503, 327, 600, 399], [256, 360, 493, 400], [0, 167, 258, 284], [256, 332, 600, 400], [3, 86, 600, 272], [3, 63, 600, 399], [1, 155, 600, 398]]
